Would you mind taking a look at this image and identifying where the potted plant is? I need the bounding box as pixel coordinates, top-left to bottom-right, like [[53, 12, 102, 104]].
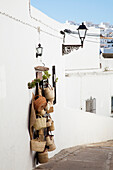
[[28, 71, 58, 89]]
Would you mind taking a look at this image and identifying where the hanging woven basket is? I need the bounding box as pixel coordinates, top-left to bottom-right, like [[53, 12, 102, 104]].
[[48, 143, 56, 152], [46, 118, 52, 128], [33, 115, 46, 130], [38, 109, 46, 116], [46, 135, 54, 146], [44, 85, 54, 101], [45, 101, 51, 111], [38, 129, 44, 135], [34, 95, 47, 112], [30, 138, 46, 152], [38, 149, 48, 163], [48, 121, 55, 131]]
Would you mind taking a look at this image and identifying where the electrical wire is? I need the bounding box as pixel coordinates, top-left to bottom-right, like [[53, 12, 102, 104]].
[[0, 10, 62, 39], [0, 11, 37, 29], [66, 33, 100, 44]]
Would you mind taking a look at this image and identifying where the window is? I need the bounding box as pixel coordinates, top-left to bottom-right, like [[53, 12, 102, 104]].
[[86, 97, 96, 113], [111, 97, 113, 113]]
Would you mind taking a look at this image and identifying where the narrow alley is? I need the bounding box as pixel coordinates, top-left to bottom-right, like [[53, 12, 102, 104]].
[[35, 140, 113, 170]]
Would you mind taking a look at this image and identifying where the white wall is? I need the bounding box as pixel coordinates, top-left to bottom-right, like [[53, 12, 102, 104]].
[[64, 25, 100, 70], [0, 1, 113, 170], [65, 72, 113, 117], [100, 55, 113, 71], [54, 107, 113, 155], [0, 0, 29, 19], [0, 10, 35, 170]]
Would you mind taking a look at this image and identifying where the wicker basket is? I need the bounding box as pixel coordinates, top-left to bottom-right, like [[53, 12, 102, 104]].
[[33, 116, 46, 130], [48, 99, 54, 104], [38, 109, 46, 116], [44, 86, 54, 101], [48, 143, 56, 152], [45, 102, 51, 111], [31, 139, 46, 152], [38, 129, 44, 135], [48, 121, 55, 131], [46, 135, 54, 146], [38, 149, 48, 163], [47, 106, 54, 114], [34, 95, 47, 112], [46, 119, 52, 128]]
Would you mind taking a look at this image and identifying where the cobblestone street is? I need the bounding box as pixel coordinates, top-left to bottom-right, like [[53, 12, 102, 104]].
[[35, 140, 113, 170]]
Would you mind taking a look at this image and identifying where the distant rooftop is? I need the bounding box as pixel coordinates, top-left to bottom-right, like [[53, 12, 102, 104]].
[[66, 21, 113, 29]]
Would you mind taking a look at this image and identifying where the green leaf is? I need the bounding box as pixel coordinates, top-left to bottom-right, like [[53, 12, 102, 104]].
[[44, 71, 48, 75], [55, 77, 58, 82], [28, 71, 52, 89], [37, 79, 41, 83], [28, 82, 32, 89], [48, 74, 50, 76], [43, 71, 51, 79], [43, 75, 47, 80]]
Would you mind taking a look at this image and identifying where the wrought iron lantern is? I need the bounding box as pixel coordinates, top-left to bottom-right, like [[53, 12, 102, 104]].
[[36, 43, 43, 58], [77, 22, 88, 47], [61, 22, 88, 55]]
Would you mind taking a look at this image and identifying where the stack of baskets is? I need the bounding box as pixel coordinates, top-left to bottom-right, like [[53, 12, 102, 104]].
[[30, 84, 56, 164]]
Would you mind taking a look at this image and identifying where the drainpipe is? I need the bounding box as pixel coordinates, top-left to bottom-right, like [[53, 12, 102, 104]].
[[29, 0, 39, 21]]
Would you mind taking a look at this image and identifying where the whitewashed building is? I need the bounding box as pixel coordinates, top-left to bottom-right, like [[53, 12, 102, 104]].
[[1, 1, 113, 170]]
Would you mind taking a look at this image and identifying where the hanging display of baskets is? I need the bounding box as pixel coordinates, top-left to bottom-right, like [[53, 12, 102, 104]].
[[28, 65, 57, 167]]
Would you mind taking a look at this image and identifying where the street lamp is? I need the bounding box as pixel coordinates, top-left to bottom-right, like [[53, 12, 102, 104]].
[[77, 22, 88, 47], [60, 22, 88, 55], [36, 43, 43, 58]]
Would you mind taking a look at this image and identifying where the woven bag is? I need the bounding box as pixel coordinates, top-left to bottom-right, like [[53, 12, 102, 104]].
[[48, 121, 55, 131], [33, 115, 46, 130], [30, 93, 36, 140], [47, 106, 54, 114], [46, 119, 52, 128], [38, 149, 48, 163], [31, 138, 46, 152], [48, 143, 56, 152], [46, 135, 54, 146], [45, 101, 51, 111], [38, 109, 46, 116], [44, 85, 54, 100], [34, 95, 47, 112], [38, 129, 44, 135]]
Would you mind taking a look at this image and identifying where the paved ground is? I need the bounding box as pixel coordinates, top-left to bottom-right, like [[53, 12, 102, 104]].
[[34, 140, 113, 170]]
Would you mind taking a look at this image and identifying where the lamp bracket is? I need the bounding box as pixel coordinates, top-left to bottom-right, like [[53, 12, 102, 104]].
[[62, 44, 82, 55]]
